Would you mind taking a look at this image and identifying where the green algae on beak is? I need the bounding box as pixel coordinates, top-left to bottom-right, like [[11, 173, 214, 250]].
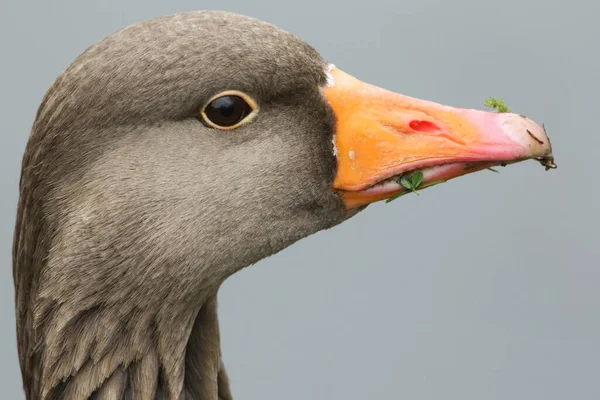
[[484, 97, 512, 113]]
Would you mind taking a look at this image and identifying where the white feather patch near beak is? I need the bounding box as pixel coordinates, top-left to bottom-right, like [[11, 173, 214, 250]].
[[326, 64, 336, 87], [325, 64, 338, 156]]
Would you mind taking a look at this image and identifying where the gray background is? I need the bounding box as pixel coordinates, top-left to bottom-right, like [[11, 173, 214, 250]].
[[1, 0, 597, 399]]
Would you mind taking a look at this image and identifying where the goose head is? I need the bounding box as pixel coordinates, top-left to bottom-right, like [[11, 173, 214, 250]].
[[13, 10, 554, 399]]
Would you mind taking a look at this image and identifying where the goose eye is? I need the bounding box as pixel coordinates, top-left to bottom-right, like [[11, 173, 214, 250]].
[[201, 92, 256, 129]]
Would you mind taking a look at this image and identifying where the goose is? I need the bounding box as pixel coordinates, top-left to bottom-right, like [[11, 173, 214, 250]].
[[13, 10, 555, 400]]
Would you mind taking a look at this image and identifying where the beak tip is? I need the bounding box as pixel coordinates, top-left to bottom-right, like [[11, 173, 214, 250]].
[[496, 113, 554, 159], [491, 113, 557, 172]]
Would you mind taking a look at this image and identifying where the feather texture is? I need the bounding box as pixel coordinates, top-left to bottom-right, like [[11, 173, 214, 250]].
[[13, 10, 347, 399]]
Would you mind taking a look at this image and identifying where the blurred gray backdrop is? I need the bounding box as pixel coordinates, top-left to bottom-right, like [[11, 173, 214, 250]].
[[1, 0, 598, 399]]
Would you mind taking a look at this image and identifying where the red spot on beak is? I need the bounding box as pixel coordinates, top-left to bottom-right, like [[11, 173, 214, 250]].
[[409, 120, 442, 133]]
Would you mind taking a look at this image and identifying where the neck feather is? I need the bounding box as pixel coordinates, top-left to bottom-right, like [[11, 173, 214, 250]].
[[24, 288, 233, 400]]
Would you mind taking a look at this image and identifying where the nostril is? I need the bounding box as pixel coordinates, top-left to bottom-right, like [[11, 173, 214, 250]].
[[409, 120, 442, 133]]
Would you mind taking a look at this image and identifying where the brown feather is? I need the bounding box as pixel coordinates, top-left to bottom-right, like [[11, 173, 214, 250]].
[[13, 10, 350, 399]]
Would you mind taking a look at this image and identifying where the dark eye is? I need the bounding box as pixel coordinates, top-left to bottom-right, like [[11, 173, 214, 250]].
[[201, 92, 256, 129]]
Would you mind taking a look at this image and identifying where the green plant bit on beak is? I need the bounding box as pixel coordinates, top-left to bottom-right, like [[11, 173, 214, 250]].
[[484, 97, 512, 113], [385, 171, 446, 203], [399, 171, 424, 195], [385, 190, 411, 203], [463, 164, 500, 173], [419, 180, 446, 190]]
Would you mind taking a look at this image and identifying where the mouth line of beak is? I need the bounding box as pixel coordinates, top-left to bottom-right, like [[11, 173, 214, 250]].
[[338, 156, 521, 196]]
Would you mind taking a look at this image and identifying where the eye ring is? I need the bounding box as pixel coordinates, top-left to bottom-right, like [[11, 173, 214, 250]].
[[200, 90, 258, 130]]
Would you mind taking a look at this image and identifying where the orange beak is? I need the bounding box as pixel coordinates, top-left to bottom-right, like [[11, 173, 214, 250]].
[[324, 67, 555, 209]]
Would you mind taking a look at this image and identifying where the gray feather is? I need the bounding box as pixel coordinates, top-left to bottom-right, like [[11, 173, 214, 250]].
[[14, 10, 353, 400]]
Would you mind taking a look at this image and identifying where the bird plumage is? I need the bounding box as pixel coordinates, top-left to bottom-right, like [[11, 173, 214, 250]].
[[14, 11, 349, 399]]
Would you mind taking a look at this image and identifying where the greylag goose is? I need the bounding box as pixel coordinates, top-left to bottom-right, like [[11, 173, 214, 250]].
[[13, 10, 554, 400]]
